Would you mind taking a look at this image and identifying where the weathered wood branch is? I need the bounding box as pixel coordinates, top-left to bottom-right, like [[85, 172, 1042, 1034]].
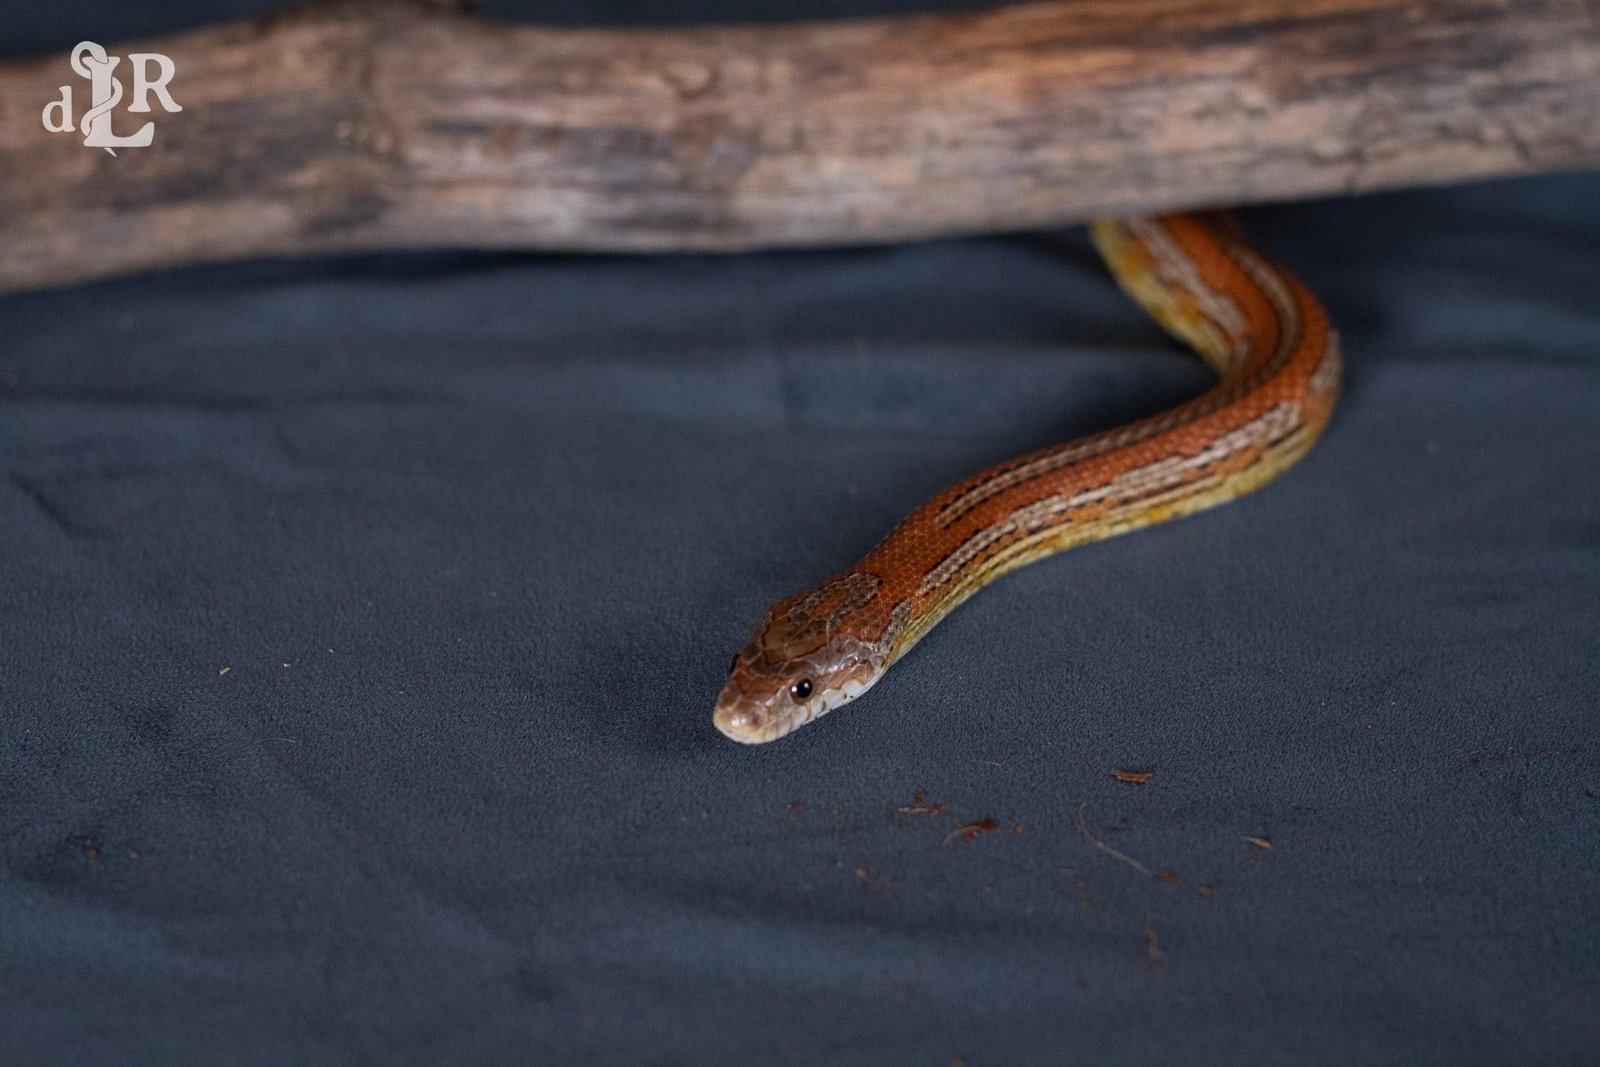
[[0, 0, 1596, 291]]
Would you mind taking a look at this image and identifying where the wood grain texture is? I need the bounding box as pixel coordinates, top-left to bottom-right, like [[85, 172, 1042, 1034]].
[[0, 0, 1596, 291]]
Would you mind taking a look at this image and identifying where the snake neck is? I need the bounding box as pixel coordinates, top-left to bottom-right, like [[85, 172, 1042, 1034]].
[[866, 214, 1340, 669]]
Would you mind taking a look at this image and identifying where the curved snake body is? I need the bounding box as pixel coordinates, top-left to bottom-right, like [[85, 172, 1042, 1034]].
[[714, 213, 1340, 743]]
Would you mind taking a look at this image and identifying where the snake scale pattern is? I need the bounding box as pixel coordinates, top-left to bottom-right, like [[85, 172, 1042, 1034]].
[[714, 213, 1340, 743]]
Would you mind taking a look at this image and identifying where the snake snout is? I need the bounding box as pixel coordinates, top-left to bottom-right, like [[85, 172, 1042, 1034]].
[[712, 699, 773, 744]]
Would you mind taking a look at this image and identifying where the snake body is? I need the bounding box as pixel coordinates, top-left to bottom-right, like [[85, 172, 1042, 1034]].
[[714, 213, 1340, 744]]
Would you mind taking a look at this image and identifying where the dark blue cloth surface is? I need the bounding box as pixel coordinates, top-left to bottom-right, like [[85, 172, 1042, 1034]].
[[3, 4, 1598, 1064]]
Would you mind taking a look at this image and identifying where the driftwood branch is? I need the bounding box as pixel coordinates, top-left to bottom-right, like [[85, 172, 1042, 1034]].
[[0, 0, 1596, 291]]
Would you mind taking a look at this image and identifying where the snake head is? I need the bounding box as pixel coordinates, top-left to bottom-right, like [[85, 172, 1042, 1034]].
[[713, 579, 891, 744]]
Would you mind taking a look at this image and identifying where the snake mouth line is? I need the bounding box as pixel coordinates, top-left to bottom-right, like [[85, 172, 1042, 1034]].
[[713, 674, 882, 744], [712, 701, 818, 744]]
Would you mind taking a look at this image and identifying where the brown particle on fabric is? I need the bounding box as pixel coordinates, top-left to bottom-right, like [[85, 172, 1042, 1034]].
[[897, 790, 950, 815], [942, 818, 999, 846]]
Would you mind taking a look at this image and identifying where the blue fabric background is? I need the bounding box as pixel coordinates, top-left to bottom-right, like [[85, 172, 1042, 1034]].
[[2, 3, 1597, 1064]]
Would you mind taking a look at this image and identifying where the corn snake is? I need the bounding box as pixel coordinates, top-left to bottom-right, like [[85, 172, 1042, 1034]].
[[714, 213, 1340, 743]]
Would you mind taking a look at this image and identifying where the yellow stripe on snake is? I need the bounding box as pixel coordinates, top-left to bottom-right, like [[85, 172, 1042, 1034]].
[[714, 213, 1340, 743]]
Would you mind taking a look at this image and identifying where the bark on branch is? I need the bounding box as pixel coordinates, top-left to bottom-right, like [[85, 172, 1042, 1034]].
[[0, 0, 1596, 291]]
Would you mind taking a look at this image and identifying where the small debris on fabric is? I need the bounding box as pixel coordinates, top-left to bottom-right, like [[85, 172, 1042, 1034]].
[[1199, 884, 1216, 897], [218, 666, 231, 676], [854, 866, 896, 893], [897, 789, 950, 815], [1242, 836, 1273, 850], [1142, 917, 1166, 982], [1074, 800, 1153, 876], [1111, 768, 1153, 784], [1062, 868, 1095, 913], [1158, 868, 1180, 885], [942, 818, 999, 847]]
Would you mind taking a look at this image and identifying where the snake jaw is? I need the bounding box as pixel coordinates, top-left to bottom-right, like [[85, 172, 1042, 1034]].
[[712, 671, 878, 744]]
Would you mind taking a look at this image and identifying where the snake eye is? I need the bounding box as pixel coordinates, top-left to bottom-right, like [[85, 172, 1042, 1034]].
[[789, 678, 813, 702]]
